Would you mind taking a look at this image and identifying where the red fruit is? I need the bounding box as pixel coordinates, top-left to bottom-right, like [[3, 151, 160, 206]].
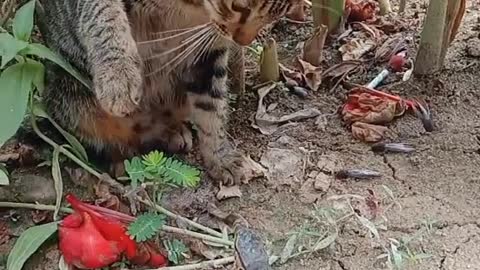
[[389, 54, 406, 72], [59, 212, 122, 269]]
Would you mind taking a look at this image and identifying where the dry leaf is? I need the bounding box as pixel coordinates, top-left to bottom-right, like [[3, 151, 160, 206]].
[[346, 0, 377, 22], [341, 87, 406, 124], [302, 25, 328, 67], [339, 38, 376, 61], [374, 34, 407, 63], [296, 57, 322, 91], [253, 83, 321, 134], [0, 221, 10, 246], [31, 210, 51, 224], [351, 122, 389, 142], [216, 184, 242, 200], [323, 60, 362, 79], [240, 155, 267, 184]]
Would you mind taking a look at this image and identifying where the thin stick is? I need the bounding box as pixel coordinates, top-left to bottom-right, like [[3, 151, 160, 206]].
[[0, 201, 73, 213], [149, 256, 235, 270], [162, 226, 233, 247], [137, 197, 225, 239]]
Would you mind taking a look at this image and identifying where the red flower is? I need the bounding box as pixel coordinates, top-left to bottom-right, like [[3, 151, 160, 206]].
[[59, 194, 167, 269]]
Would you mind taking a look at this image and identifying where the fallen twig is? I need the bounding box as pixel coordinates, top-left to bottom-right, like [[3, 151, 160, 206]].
[[149, 256, 235, 270]]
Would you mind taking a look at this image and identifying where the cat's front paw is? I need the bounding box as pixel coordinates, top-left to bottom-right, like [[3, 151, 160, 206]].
[[206, 150, 247, 186], [94, 56, 143, 117]]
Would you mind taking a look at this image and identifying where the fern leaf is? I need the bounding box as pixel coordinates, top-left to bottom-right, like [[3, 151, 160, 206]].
[[127, 213, 166, 242], [159, 157, 200, 188], [124, 157, 146, 187]]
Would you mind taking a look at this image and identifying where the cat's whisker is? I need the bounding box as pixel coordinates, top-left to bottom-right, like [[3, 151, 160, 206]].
[[146, 29, 213, 77], [174, 29, 216, 70], [153, 22, 212, 35], [193, 33, 219, 65], [145, 26, 211, 61], [138, 23, 211, 46]]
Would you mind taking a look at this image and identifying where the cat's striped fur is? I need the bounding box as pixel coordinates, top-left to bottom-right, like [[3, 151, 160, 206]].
[[36, 0, 300, 184]]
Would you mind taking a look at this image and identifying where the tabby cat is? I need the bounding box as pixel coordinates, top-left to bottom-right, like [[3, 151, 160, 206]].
[[35, 0, 300, 185]]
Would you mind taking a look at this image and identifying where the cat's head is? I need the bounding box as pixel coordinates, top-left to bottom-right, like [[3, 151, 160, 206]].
[[203, 0, 302, 45]]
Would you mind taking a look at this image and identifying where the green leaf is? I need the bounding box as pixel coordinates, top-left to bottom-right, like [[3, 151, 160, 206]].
[[27, 59, 45, 92], [124, 157, 146, 187], [12, 0, 36, 41], [164, 239, 188, 265], [127, 213, 166, 242], [158, 157, 200, 188], [6, 221, 59, 270], [51, 146, 63, 221], [0, 62, 36, 147], [23, 43, 92, 89], [0, 165, 9, 185], [0, 33, 28, 68]]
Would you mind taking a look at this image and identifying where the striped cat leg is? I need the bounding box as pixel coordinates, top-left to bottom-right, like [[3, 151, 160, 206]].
[[186, 48, 247, 185]]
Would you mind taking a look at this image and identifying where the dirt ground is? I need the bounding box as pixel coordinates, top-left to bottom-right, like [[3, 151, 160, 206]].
[[1, 0, 480, 270]]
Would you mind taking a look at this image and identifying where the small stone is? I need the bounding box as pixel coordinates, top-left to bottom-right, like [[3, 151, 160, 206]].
[[314, 173, 331, 192]]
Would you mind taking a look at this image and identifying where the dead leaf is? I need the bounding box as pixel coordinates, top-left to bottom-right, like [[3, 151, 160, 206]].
[[346, 0, 377, 22], [280, 64, 303, 87], [351, 122, 389, 142], [302, 25, 328, 67], [240, 155, 267, 184], [299, 178, 324, 204], [296, 57, 322, 90], [375, 34, 407, 63], [253, 83, 321, 134], [31, 210, 51, 224], [216, 184, 242, 200], [341, 87, 407, 124], [0, 221, 10, 246], [339, 38, 376, 61], [188, 239, 230, 260], [322, 60, 362, 79]]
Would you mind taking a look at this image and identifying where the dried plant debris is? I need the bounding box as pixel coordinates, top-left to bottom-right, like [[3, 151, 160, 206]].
[[253, 83, 321, 135], [302, 25, 328, 67], [351, 122, 390, 142], [335, 169, 382, 180], [346, 0, 377, 22], [371, 142, 415, 153]]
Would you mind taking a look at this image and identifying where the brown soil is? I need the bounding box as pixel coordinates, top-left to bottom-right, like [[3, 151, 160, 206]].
[[1, 1, 480, 270]]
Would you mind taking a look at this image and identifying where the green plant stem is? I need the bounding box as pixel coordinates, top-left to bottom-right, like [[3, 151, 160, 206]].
[[162, 226, 233, 247], [137, 197, 225, 239], [0, 202, 73, 213], [30, 115, 101, 178], [148, 256, 235, 270]]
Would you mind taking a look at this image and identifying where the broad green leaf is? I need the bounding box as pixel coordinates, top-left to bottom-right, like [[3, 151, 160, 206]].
[[51, 146, 63, 221], [0, 165, 9, 185], [26, 59, 45, 92], [6, 222, 59, 270], [280, 234, 297, 263], [0, 62, 36, 146], [0, 33, 28, 68], [23, 43, 91, 88], [12, 0, 36, 41]]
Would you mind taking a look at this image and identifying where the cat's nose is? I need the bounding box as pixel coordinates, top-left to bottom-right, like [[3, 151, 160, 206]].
[[233, 30, 256, 46]]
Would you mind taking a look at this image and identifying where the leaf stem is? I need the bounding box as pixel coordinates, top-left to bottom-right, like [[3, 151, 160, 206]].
[[0, 201, 73, 213], [162, 226, 233, 247], [30, 114, 101, 178], [137, 197, 225, 239], [148, 256, 235, 270]]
